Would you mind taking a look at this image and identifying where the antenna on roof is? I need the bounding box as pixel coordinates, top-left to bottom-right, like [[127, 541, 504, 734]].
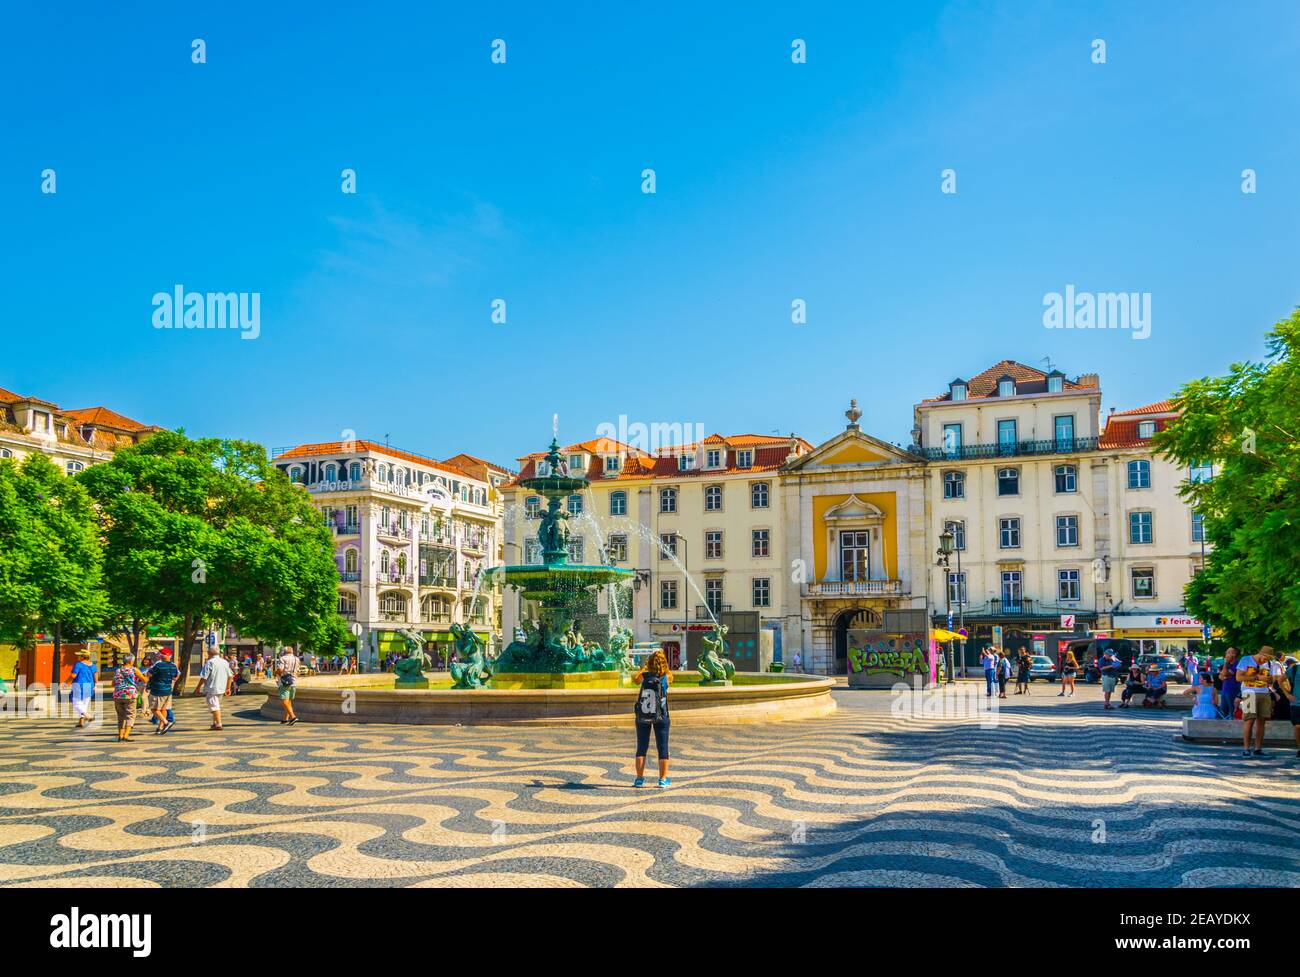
[[384, 432, 390, 447], [1041, 355, 1056, 373]]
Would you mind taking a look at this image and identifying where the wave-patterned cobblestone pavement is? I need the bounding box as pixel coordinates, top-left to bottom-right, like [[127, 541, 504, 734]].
[[1, 687, 1296, 887]]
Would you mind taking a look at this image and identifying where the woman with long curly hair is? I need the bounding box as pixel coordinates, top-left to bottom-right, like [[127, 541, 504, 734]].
[[632, 650, 673, 788]]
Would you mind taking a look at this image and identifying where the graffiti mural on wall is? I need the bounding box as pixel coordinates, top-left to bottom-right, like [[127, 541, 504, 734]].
[[847, 632, 928, 677]]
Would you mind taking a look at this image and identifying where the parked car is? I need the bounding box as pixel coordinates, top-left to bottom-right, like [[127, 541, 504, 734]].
[[1027, 655, 1057, 682], [1137, 653, 1188, 684]]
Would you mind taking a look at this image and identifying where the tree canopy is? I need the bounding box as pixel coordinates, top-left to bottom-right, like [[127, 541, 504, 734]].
[[0, 452, 106, 647], [78, 430, 346, 679], [1155, 308, 1300, 651]]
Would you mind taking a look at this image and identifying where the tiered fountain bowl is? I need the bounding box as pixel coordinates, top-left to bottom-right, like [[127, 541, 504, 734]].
[[257, 438, 836, 725]]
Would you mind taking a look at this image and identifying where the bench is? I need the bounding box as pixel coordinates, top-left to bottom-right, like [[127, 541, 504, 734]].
[[1181, 717, 1296, 745]]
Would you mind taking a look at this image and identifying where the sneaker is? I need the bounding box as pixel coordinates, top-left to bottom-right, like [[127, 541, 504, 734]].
[[633, 777, 645, 788], [657, 778, 671, 788], [287, 716, 299, 726], [1253, 749, 1264, 756], [1242, 749, 1252, 757], [159, 720, 174, 735]]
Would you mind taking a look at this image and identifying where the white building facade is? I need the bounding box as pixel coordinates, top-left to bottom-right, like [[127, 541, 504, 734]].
[[274, 440, 509, 667]]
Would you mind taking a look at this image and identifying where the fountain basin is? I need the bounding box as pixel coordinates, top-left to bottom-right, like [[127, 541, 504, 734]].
[[253, 672, 836, 726]]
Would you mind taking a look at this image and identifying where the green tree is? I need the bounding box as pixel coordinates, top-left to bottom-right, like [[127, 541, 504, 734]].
[[1154, 308, 1300, 651], [0, 453, 107, 657], [79, 430, 346, 683]]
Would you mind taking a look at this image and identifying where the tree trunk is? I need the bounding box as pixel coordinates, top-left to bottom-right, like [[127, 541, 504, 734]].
[[178, 612, 195, 692]]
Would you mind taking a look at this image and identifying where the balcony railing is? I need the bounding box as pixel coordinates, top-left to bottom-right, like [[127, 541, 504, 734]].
[[339, 571, 361, 583], [921, 436, 1099, 462], [376, 571, 414, 586], [948, 598, 1097, 620], [377, 524, 412, 541], [419, 575, 456, 588], [803, 579, 904, 597], [333, 523, 361, 535], [695, 604, 731, 620]]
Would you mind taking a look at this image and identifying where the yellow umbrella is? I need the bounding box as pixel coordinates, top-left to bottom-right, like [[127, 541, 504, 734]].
[[932, 628, 968, 642]]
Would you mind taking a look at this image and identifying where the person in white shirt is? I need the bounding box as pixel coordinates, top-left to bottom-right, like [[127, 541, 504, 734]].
[[1237, 646, 1287, 757], [193, 647, 234, 731]]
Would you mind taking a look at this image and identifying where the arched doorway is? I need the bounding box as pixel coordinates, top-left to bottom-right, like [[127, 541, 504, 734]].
[[833, 608, 880, 674]]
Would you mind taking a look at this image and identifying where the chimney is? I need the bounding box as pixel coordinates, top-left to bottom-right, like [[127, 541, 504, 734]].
[[1077, 373, 1100, 389]]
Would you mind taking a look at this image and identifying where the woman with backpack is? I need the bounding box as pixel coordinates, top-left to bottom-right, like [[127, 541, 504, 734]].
[[632, 650, 672, 789]]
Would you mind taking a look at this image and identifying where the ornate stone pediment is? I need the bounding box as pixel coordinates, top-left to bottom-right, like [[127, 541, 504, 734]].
[[822, 494, 885, 524]]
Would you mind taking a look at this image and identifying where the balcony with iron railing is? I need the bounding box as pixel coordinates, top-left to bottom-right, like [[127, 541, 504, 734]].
[[942, 598, 1098, 620], [376, 570, 414, 586], [339, 571, 361, 583], [333, 522, 361, 535], [803, 579, 905, 598], [419, 575, 457, 589], [377, 523, 412, 541], [695, 604, 732, 620], [921, 436, 1099, 462]]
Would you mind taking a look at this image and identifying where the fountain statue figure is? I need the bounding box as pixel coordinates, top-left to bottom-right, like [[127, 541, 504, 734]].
[[393, 628, 431, 688], [698, 624, 736, 685], [480, 437, 635, 679], [449, 623, 492, 689]]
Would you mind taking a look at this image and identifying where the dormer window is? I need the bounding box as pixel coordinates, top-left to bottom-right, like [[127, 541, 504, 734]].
[[678, 453, 693, 472], [950, 380, 967, 401], [568, 454, 585, 473], [1137, 421, 1156, 439], [536, 460, 550, 476], [706, 448, 722, 468], [604, 455, 621, 474], [1046, 371, 1065, 393], [998, 377, 1016, 397], [736, 449, 753, 468]]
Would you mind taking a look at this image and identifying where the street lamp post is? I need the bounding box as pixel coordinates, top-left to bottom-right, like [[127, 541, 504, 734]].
[[937, 526, 956, 685]]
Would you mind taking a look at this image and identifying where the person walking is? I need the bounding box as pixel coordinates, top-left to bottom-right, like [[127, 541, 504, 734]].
[[1058, 651, 1079, 697], [632, 649, 672, 788], [981, 647, 999, 698], [1098, 649, 1123, 710], [69, 649, 98, 729], [792, 652, 802, 674], [1238, 646, 1285, 757], [112, 653, 146, 741], [145, 649, 180, 734], [1219, 647, 1242, 720], [275, 647, 301, 725], [193, 647, 235, 730]]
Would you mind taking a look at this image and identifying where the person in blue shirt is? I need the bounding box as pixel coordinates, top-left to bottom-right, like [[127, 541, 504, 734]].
[[70, 650, 98, 729], [145, 649, 181, 734], [1098, 650, 1123, 710], [1142, 665, 1168, 707], [980, 648, 999, 698]]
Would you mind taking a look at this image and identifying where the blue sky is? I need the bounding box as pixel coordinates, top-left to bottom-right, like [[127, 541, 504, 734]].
[[4, 1, 1298, 466]]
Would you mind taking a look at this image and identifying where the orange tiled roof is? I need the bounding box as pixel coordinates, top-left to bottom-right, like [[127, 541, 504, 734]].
[[0, 387, 22, 404], [63, 406, 150, 432], [1111, 400, 1174, 417], [508, 435, 805, 486], [442, 452, 514, 477], [1100, 403, 1178, 448], [921, 360, 1097, 403], [275, 440, 481, 481]]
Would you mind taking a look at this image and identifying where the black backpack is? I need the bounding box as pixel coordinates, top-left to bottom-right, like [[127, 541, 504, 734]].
[[635, 676, 666, 725]]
